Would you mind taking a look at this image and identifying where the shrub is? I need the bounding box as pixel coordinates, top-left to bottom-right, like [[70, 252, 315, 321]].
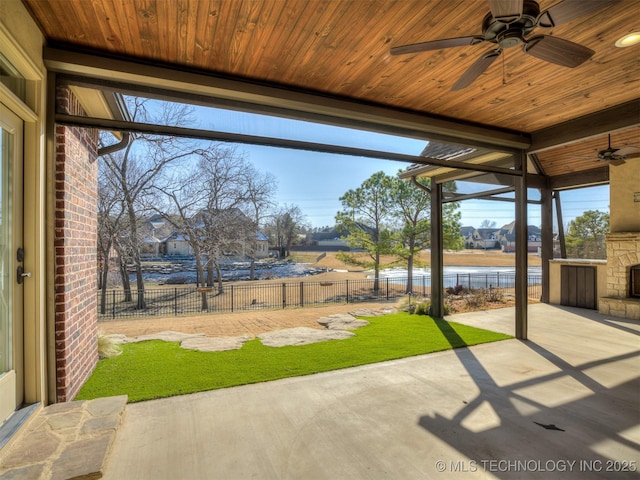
[[415, 301, 431, 315], [397, 294, 420, 313], [98, 333, 123, 359], [464, 290, 487, 309], [444, 297, 457, 314], [486, 286, 504, 303], [397, 295, 434, 315], [398, 298, 451, 317], [446, 284, 465, 296]]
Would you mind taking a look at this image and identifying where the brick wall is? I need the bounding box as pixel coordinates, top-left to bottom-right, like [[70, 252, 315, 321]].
[[54, 86, 99, 402]]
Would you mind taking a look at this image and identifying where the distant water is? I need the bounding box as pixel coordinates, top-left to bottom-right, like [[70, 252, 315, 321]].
[[377, 265, 542, 278], [371, 265, 542, 289]]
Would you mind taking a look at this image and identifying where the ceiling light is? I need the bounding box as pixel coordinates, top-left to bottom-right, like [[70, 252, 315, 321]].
[[615, 32, 640, 48]]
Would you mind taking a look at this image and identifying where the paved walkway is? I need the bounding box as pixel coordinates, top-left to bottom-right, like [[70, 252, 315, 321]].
[[102, 304, 640, 479]]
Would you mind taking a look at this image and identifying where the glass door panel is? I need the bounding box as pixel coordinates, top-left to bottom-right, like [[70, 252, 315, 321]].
[[0, 103, 23, 423]]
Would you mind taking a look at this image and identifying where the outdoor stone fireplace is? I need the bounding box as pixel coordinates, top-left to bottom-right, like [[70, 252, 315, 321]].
[[599, 232, 640, 320]]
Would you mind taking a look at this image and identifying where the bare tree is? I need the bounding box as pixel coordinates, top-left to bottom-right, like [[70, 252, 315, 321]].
[[100, 98, 200, 309], [196, 147, 255, 292], [479, 219, 497, 228], [153, 145, 257, 306], [97, 161, 129, 312], [243, 166, 276, 279], [265, 204, 307, 258]]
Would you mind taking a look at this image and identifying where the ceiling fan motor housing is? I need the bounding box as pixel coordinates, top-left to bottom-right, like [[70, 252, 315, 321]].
[[482, 0, 540, 48]]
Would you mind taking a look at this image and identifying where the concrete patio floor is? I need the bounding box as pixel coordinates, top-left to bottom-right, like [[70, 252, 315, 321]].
[[103, 304, 639, 480]]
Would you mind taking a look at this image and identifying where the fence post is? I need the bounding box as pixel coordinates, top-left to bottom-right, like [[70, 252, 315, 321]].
[[231, 285, 234, 312], [497, 271, 500, 287], [111, 290, 115, 319], [282, 282, 286, 309], [346, 279, 349, 304], [300, 281, 304, 307], [422, 275, 426, 297], [486, 274, 488, 289], [456, 273, 459, 287], [174, 288, 178, 316], [386, 277, 389, 300]]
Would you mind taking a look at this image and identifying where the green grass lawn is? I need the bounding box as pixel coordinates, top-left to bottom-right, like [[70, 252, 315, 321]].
[[77, 313, 512, 402]]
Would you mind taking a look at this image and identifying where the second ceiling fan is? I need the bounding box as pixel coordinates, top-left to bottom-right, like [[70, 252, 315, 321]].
[[390, 0, 620, 91]]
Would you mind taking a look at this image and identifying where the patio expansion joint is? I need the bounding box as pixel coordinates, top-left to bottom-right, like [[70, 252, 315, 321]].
[[0, 395, 127, 480]]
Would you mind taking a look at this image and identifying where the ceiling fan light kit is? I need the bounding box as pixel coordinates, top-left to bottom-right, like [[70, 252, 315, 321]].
[[391, 0, 621, 90]]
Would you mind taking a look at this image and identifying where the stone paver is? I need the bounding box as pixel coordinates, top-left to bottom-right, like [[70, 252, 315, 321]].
[[0, 396, 127, 480], [132, 331, 205, 343], [258, 327, 355, 347], [50, 432, 113, 480], [0, 464, 47, 480], [317, 313, 370, 330], [180, 335, 251, 352]]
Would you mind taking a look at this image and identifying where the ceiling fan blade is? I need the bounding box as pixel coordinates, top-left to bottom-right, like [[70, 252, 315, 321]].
[[537, 0, 621, 28], [489, 0, 524, 22], [451, 50, 501, 91], [390, 36, 484, 55], [609, 159, 626, 166], [524, 35, 594, 68], [613, 146, 640, 158]]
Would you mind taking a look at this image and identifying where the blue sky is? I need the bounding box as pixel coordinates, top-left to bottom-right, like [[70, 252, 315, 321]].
[[238, 144, 609, 229], [175, 101, 611, 229]]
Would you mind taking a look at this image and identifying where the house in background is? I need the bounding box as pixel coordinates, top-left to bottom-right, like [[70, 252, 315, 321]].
[[460, 226, 475, 249], [309, 228, 350, 249], [139, 234, 164, 257], [498, 222, 542, 253], [253, 232, 270, 259], [459, 222, 543, 253], [163, 232, 194, 256], [190, 208, 269, 260], [470, 228, 501, 249], [138, 214, 174, 258]]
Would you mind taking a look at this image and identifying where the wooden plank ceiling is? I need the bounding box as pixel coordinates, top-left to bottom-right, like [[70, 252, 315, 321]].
[[24, 0, 640, 179]]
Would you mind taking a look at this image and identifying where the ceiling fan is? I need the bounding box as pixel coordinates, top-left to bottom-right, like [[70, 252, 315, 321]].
[[390, 0, 620, 91], [574, 134, 640, 166]]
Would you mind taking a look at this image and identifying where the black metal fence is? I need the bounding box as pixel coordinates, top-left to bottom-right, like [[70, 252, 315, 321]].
[[98, 273, 542, 320]]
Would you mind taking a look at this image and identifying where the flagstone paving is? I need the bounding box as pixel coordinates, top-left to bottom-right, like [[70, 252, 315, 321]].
[[0, 396, 127, 480]]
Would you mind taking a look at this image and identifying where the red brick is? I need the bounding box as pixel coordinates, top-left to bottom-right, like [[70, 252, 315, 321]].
[[54, 86, 99, 403]]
